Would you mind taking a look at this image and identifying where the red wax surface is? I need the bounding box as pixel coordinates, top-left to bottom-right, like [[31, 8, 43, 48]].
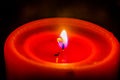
[[4, 18, 119, 80], [24, 32, 95, 63]]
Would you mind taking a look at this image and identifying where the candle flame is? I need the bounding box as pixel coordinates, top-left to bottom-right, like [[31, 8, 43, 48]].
[[57, 30, 68, 49]]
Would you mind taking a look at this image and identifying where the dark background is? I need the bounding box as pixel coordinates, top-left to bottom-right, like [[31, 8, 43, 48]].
[[0, 0, 120, 80]]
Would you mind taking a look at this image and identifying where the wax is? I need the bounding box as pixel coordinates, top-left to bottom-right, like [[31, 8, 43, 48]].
[[23, 32, 95, 63], [4, 18, 119, 80]]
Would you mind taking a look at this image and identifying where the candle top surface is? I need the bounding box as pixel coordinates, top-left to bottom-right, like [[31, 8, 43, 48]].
[[4, 18, 119, 69]]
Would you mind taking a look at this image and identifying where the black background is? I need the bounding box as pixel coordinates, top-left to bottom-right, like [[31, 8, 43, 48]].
[[0, 0, 120, 80]]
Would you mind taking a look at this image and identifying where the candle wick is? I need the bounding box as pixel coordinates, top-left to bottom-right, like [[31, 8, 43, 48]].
[[54, 52, 60, 56], [54, 52, 60, 63], [62, 44, 65, 50], [56, 57, 59, 63], [54, 49, 64, 57], [54, 50, 64, 63]]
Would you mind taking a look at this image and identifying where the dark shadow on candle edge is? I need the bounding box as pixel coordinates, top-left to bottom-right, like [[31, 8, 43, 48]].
[[0, 0, 120, 80], [6, 75, 118, 80]]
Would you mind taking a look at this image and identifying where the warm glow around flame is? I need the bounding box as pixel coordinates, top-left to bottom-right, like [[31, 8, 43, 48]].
[[57, 30, 68, 49]]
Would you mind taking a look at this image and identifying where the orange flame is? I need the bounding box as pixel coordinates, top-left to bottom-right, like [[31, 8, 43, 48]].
[[57, 30, 68, 49]]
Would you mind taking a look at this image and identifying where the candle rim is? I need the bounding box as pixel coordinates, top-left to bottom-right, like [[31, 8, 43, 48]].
[[4, 18, 119, 70]]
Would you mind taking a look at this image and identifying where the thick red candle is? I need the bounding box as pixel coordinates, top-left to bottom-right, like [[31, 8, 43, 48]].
[[4, 18, 119, 80]]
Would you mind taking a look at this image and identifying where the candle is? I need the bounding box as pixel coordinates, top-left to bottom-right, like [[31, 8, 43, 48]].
[[4, 18, 119, 80]]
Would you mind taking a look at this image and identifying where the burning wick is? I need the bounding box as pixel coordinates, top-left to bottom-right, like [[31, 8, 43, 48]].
[[57, 37, 65, 50], [55, 30, 68, 63]]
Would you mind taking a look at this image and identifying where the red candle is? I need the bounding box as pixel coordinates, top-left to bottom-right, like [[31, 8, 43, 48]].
[[4, 18, 119, 80]]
